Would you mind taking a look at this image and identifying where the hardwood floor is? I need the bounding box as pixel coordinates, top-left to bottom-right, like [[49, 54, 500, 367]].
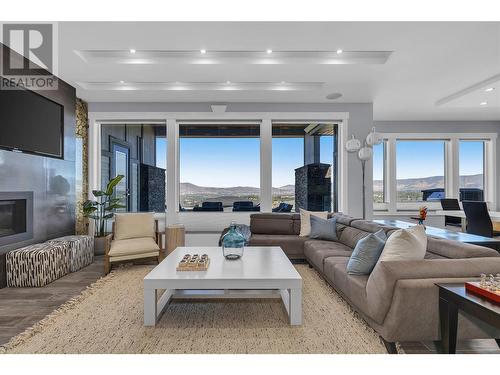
[[0, 256, 498, 353], [0, 257, 105, 346]]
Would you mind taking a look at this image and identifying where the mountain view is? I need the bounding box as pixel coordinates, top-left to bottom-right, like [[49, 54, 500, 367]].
[[180, 183, 296, 208], [373, 174, 483, 192], [373, 174, 483, 202]]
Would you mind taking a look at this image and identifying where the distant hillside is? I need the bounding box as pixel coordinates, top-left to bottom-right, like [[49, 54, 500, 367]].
[[373, 174, 483, 192], [180, 183, 295, 196]]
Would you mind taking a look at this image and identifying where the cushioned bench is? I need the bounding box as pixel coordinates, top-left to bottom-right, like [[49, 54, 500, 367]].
[[47, 235, 94, 272], [6, 242, 70, 287]]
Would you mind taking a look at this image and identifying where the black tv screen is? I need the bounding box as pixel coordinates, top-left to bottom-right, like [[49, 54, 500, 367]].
[[0, 85, 64, 159]]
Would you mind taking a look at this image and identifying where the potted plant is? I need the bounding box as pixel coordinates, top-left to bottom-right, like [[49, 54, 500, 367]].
[[83, 175, 126, 255]]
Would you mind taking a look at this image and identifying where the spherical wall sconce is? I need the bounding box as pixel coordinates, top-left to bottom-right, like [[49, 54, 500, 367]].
[[358, 146, 373, 161], [345, 135, 361, 152], [365, 127, 383, 146]]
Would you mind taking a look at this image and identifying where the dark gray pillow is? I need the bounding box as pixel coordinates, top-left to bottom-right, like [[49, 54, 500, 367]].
[[347, 229, 387, 275], [309, 216, 338, 241]]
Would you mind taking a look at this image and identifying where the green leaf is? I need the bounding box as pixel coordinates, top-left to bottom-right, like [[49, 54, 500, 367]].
[[106, 175, 124, 196], [92, 190, 106, 197], [103, 213, 114, 219]]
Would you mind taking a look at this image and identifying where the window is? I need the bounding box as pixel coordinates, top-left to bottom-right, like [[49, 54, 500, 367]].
[[100, 124, 166, 212], [272, 123, 337, 212], [372, 142, 385, 203], [459, 140, 485, 201], [179, 123, 260, 212], [396, 140, 445, 202]]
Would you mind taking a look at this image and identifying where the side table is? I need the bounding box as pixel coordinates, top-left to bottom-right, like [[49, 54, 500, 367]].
[[437, 283, 500, 354], [165, 224, 185, 256]]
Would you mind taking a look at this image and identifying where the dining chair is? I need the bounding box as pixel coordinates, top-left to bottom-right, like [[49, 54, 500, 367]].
[[440, 198, 462, 227], [462, 201, 500, 238]]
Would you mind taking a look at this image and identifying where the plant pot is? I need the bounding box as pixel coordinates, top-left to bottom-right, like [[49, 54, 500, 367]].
[[93, 236, 108, 256]]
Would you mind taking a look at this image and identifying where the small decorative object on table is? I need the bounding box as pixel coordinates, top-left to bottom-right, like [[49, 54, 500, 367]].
[[465, 273, 500, 304], [221, 220, 245, 260], [411, 206, 428, 227], [176, 254, 210, 271], [418, 206, 428, 225]]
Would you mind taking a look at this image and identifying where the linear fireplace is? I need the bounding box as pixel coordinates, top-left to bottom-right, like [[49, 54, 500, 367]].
[[0, 192, 33, 247]]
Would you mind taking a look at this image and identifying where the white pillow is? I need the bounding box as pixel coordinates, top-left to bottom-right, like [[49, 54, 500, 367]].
[[299, 209, 329, 237], [378, 225, 427, 262]]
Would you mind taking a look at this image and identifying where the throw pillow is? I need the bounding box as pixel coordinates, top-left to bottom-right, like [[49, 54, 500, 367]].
[[378, 225, 427, 262], [347, 229, 387, 275], [299, 209, 329, 237], [309, 215, 338, 241]]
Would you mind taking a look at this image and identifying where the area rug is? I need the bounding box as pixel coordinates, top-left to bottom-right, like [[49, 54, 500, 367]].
[[0, 264, 387, 354]]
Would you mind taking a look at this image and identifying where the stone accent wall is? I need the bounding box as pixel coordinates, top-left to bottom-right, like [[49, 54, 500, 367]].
[[75, 98, 89, 235]]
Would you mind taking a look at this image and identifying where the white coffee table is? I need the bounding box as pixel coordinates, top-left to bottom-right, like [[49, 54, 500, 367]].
[[143, 246, 302, 326]]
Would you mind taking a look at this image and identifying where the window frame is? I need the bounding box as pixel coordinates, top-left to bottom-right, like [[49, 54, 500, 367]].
[[374, 133, 497, 214]]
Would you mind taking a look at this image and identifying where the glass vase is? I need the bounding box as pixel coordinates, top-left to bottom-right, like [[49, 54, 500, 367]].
[[221, 221, 245, 260]]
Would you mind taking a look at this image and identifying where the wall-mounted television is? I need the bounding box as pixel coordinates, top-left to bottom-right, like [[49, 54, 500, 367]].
[[0, 83, 64, 159]]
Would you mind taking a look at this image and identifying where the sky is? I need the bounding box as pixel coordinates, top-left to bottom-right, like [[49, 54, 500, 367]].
[[159, 137, 483, 186], [373, 140, 484, 181], [156, 136, 334, 188]]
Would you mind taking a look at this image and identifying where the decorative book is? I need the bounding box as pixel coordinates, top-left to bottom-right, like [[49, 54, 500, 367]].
[[465, 281, 500, 304], [176, 254, 210, 271]]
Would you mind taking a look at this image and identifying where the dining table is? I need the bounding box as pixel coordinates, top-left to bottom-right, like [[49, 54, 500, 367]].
[[435, 210, 500, 232]]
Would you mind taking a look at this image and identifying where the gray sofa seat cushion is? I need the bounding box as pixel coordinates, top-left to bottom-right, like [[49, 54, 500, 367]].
[[324, 259, 369, 315], [323, 256, 350, 285], [249, 234, 307, 257], [426, 236, 500, 259], [304, 240, 353, 271], [250, 213, 295, 235], [366, 257, 500, 325]]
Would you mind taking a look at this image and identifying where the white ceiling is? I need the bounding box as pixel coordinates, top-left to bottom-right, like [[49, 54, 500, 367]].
[[55, 22, 500, 121]]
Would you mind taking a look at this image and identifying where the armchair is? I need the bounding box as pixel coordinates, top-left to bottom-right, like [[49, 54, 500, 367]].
[[104, 213, 164, 274]]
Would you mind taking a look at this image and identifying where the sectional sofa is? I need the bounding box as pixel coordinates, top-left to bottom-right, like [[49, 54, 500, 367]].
[[246, 213, 500, 352]]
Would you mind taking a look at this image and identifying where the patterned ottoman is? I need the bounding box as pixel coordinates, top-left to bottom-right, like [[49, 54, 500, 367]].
[[47, 235, 94, 272], [6, 242, 70, 287]]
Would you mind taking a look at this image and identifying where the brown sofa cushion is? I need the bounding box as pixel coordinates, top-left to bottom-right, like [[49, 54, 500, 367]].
[[426, 236, 499, 259], [338, 226, 371, 249], [249, 234, 306, 257], [350, 220, 385, 233], [304, 240, 352, 271], [250, 213, 294, 235], [333, 213, 358, 226]]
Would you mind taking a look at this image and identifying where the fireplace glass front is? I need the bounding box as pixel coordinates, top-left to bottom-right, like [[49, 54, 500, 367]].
[[0, 199, 27, 238]]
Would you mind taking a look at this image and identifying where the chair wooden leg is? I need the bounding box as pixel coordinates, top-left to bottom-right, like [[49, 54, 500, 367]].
[[104, 255, 111, 275]]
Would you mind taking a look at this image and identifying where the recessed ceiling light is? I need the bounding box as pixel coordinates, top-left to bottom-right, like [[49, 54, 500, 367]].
[[480, 102, 488, 106], [200, 49, 206, 54], [226, 80, 231, 84], [485, 87, 495, 92], [336, 49, 343, 54], [281, 81, 286, 84], [266, 49, 273, 54], [129, 49, 136, 54], [119, 80, 125, 84], [326, 92, 343, 100]]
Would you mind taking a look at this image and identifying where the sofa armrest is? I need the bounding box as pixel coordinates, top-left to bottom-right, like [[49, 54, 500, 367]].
[[366, 258, 500, 324]]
